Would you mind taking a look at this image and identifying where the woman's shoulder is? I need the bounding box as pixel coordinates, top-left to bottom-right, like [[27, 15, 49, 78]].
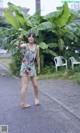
[[35, 44, 39, 52], [35, 43, 39, 48], [21, 43, 29, 49]]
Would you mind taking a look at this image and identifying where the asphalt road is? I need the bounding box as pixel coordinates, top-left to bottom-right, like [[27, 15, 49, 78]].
[[0, 63, 80, 133]]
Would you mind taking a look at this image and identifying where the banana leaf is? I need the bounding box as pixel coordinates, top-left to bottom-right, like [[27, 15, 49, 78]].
[[3, 10, 20, 30], [30, 11, 42, 25], [54, 2, 70, 28], [66, 13, 75, 24], [8, 2, 26, 17], [43, 49, 57, 56], [47, 43, 58, 48], [37, 22, 54, 31], [39, 42, 48, 49]]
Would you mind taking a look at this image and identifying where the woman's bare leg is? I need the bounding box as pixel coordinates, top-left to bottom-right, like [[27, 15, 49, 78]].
[[30, 76, 40, 105], [21, 76, 30, 107]]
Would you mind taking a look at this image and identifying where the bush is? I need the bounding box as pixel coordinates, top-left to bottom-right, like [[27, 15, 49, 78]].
[[9, 48, 22, 77]]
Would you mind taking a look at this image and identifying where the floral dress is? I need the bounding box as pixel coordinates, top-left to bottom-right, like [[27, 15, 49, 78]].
[[20, 43, 39, 77]]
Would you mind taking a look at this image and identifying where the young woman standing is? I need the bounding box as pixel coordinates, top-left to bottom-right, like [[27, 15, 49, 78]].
[[18, 33, 40, 109]]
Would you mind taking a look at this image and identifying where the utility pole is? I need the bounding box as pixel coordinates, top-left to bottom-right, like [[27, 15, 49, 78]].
[[0, 0, 3, 7], [35, 0, 41, 13], [0, 0, 3, 16]]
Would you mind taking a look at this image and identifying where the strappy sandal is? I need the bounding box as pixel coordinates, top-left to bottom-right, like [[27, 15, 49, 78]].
[[21, 103, 30, 109]]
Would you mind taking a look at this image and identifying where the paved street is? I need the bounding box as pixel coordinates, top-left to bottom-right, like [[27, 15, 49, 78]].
[[0, 63, 80, 133]]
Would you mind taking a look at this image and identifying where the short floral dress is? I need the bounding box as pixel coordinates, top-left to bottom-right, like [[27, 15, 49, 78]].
[[20, 43, 39, 77]]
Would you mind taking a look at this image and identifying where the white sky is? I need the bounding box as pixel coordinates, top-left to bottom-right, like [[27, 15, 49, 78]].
[[2, 0, 62, 15], [41, 0, 62, 15], [1, 0, 80, 15], [3, 0, 35, 15]]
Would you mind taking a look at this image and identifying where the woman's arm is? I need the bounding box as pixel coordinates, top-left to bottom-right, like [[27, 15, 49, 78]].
[[18, 36, 26, 48], [36, 46, 40, 74]]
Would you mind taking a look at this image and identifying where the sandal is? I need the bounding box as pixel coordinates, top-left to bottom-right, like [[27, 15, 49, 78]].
[[21, 103, 30, 109]]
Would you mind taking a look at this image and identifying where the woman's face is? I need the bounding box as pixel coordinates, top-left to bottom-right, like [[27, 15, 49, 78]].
[[28, 35, 35, 43]]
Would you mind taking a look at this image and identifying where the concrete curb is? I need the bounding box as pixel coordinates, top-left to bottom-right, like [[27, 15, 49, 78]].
[[40, 89, 80, 122]]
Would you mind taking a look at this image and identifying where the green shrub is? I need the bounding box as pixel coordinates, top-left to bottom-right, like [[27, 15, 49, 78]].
[[9, 48, 22, 77]]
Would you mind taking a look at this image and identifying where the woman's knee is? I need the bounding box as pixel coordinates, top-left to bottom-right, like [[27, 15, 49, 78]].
[[22, 83, 28, 90], [33, 83, 38, 89]]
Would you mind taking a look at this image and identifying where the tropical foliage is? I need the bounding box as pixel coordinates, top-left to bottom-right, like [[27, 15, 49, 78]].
[[0, 2, 80, 76]]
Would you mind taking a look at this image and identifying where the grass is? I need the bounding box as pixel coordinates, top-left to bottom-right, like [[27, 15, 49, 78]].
[[0, 58, 80, 84], [0, 58, 12, 68], [0, 58, 11, 62], [38, 68, 80, 84]]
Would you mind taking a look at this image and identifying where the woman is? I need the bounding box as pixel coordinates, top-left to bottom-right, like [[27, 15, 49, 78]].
[[18, 33, 40, 109]]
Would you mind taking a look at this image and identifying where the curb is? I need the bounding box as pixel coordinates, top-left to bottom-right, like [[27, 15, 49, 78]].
[[0, 62, 20, 79], [40, 90, 80, 122]]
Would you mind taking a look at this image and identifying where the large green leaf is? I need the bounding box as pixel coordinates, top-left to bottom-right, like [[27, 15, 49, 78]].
[[66, 13, 75, 24], [60, 27, 69, 34], [65, 32, 78, 42], [54, 2, 70, 28], [44, 12, 57, 22], [57, 27, 69, 37], [47, 43, 58, 48], [30, 11, 42, 25], [36, 33, 45, 44], [44, 8, 63, 22], [3, 10, 20, 30], [37, 22, 54, 31], [16, 14, 26, 27], [18, 28, 28, 36], [8, 2, 33, 28], [0, 28, 16, 37], [8, 2, 26, 17], [25, 18, 33, 27], [66, 22, 78, 32], [39, 42, 48, 49], [28, 27, 38, 36], [43, 49, 57, 56], [0, 27, 16, 48]]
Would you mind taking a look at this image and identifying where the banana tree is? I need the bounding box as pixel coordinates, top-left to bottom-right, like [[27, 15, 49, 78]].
[[63, 20, 80, 58], [43, 2, 76, 55], [3, 2, 76, 55], [2, 2, 78, 75], [2, 3, 46, 73]]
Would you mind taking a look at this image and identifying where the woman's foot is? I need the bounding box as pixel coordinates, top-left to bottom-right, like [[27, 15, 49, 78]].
[[35, 98, 40, 106], [21, 103, 30, 109]]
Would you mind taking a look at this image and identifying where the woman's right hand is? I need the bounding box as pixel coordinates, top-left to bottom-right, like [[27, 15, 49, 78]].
[[19, 35, 23, 41]]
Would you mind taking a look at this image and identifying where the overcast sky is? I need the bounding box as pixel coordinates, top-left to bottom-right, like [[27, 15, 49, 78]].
[[1, 0, 79, 15], [2, 0, 62, 15]]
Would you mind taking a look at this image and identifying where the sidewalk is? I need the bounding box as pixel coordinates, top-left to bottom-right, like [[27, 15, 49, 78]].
[[0, 63, 80, 133]]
